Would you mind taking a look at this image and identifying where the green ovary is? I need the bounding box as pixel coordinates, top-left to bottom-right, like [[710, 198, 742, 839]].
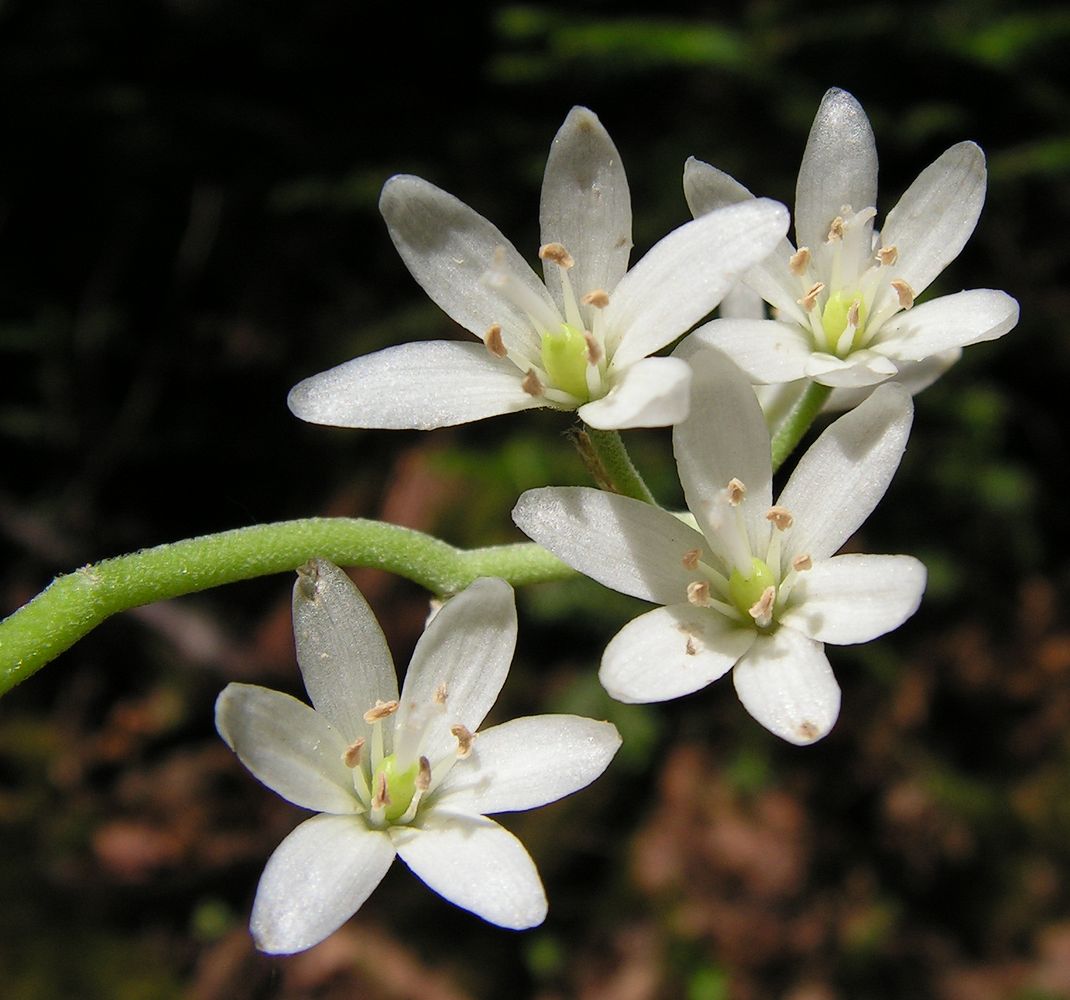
[[728, 557, 777, 620], [540, 324, 591, 400], [375, 754, 419, 823], [820, 290, 867, 354]]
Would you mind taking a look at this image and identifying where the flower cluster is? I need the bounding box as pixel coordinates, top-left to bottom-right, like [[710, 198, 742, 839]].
[[221, 91, 1018, 952]]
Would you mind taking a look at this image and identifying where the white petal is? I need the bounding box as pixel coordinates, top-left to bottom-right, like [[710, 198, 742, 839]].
[[287, 341, 544, 430], [795, 89, 878, 252], [804, 349, 899, 387], [379, 174, 554, 356], [682, 156, 754, 214], [607, 199, 789, 368], [396, 578, 516, 767], [392, 812, 547, 929], [292, 559, 398, 746], [780, 554, 926, 644], [778, 383, 913, 562], [718, 281, 767, 320], [512, 486, 708, 605], [216, 684, 359, 814], [823, 348, 961, 410], [433, 715, 621, 814], [874, 289, 1020, 361], [578, 355, 692, 429], [540, 107, 632, 307], [251, 814, 395, 954], [732, 629, 841, 745], [599, 603, 756, 703], [671, 345, 773, 548], [880, 142, 987, 295], [685, 318, 811, 384]]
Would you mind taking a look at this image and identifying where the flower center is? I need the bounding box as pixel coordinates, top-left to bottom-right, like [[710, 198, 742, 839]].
[[372, 753, 420, 823], [540, 323, 591, 401], [820, 289, 868, 356], [728, 557, 777, 621]]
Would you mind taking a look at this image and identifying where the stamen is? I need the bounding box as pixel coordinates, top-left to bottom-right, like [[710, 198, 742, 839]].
[[687, 581, 712, 607], [876, 245, 898, 266], [792, 554, 813, 572], [371, 771, 391, 811], [434, 683, 448, 705], [847, 300, 860, 329], [416, 755, 432, 792], [765, 506, 794, 531], [891, 279, 915, 309], [521, 369, 545, 397], [581, 289, 610, 308], [583, 330, 602, 365], [682, 548, 701, 570], [483, 323, 507, 358], [342, 737, 365, 769], [789, 247, 811, 276], [364, 699, 399, 723], [748, 585, 776, 628], [798, 282, 825, 312], [827, 216, 845, 242], [726, 478, 746, 506], [539, 243, 575, 269], [451, 724, 475, 758]]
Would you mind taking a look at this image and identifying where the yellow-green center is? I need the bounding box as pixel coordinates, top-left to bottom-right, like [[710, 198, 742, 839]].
[[728, 557, 777, 621], [540, 323, 590, 400], [820, 290, 868, 355], [374, 754, 419, 823]]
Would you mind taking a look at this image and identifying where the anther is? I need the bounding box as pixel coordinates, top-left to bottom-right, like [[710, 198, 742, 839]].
[[687, 581, 712, 607], [847, 300, 860, 329], [363, 699, 399, 723], [521, 369, 545, 397], [789, 247, 811, 276], [765, 506, 794, 531], [483, 323, 507, 358], [748, 585, 776, 628], [416, 756, 432, 792], [372, 771, 391, 810], [582, 289, 610, 309], [726, 478, 746, 506], [584, 331, 602, 365], [539, 243, 575, 269], [798, 282, 825, 312], [451, 724, 475, 758], [827, 216, 845, 242], [891, 279, 915, 309], [877, 245, 898, 266], [434, 683, 448, 705], [682, 548, 701, 570], [792, 554, 813, 572], [342, 737, 366, 768]]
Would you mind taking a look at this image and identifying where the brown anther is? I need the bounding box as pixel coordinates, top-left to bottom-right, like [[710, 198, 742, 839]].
[[582, 289, 610, 309], [847, 300, 860, 329], [789, 247, 811, 276], [416, 756, 432, 791], [584, 331, 602, 365], [451, 724, 475, 758], [877, 245, 898, 267], [685, 637, 697, 656], [765, 505, 794, 531], [792, 554, 813, 572], [539, 242, 575, 269], [363, 699, 399, 723], [372, 771, 391, 810], [434, 682, 448, 705], [687, 581, 711, 607], [682, 548, 701, 571], [827, 216, 845, 242], [483, 323, 507, 358], [521, 369, 545, 397], [726, 477, 746, 506], [891, 279, 915, 309], [797, 720, 819, 741], [342, 737, 366, 769], [748, 585, 776, 627], [798, 282, 825, 312]]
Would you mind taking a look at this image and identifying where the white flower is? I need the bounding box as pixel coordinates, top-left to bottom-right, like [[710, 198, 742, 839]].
[[683, 88, 1019, 392], [287, 106, 788, 431], [216, 561, 620, 953], [512, 348, 926, 745]]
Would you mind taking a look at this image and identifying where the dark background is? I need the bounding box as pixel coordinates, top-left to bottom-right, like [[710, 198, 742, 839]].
[[2, 2, 1068, 997]]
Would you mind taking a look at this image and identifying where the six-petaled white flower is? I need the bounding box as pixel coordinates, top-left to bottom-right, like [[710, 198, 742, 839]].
[[682, 88, 1019, 394], [512, 348, 926, 745], [287, 106, 788, 431], [216, 561, 621, 953]]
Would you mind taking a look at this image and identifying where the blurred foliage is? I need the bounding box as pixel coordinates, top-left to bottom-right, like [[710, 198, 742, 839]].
[[2, 0, 1069, 997]]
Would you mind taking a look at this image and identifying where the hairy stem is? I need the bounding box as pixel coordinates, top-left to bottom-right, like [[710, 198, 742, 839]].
[[770, 382, 833, 473], [580, 426, 658, 505]]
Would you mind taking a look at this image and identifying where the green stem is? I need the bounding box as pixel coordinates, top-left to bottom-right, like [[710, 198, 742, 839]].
[[770, 382, 833, 473], [580, 426, 657, 505], [0, 518, 573, 696]]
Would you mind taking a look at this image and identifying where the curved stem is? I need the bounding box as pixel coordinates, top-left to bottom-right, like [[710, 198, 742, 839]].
[[770, 382, 833, 473], [579, 426, 657, 505], [0, 518, 573, 696]]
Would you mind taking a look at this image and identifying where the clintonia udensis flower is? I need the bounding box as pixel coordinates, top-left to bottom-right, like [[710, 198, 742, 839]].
[[287, 106, 789, 431], [682, 88, 1019, 392], [512, 348, 926, 745], [216, 561, 620, 953]]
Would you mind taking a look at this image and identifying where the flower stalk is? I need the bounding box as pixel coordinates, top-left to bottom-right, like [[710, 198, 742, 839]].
[[579, 425, 658, 505], [770, 381, 833, 473]]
